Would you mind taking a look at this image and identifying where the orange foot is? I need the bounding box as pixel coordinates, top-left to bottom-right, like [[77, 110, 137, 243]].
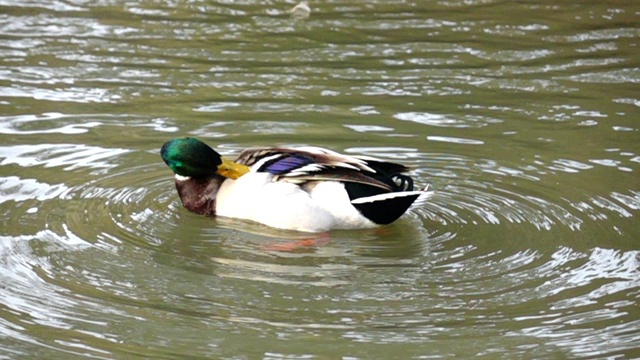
[[263, 233, 331, 252]]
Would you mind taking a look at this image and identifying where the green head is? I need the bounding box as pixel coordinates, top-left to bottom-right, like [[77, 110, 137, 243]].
[[160, 138, 222, 177]]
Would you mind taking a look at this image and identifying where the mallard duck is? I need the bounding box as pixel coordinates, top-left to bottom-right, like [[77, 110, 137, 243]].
[[160, 137, 432, 232]]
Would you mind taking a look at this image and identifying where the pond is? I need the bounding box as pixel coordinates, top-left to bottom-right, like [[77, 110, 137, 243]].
[[1, 0, 639, 358]]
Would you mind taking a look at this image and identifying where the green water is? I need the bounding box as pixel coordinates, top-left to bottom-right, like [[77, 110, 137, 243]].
[[1, 1, 639, 358]]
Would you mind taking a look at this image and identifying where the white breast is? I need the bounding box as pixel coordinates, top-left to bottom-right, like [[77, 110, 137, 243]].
[[214, 173, 377, 232], [215, 173, 336, 232]]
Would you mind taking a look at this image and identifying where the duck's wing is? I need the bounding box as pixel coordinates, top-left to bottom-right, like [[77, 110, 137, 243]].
[[235, 147, 410, 191]]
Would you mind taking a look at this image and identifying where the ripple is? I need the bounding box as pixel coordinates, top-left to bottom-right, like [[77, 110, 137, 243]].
[[410, 152, 638, 235], [421, 186, 582, 230], [0, 143, 129, 170], [68, 163, 179, 249], [427, 135, 484, 145], [547, 27, 640, 43], [0, 176, 69, 204], [211, 257, 354, 286], [0, 0, 84, 12], [0, 10, 116, 38], [565, 68, 640, 84], [1, 85, 120, 104], [343, 124, 393, 133], [0, 113, 103, 135], [395, 111, 466, 128]]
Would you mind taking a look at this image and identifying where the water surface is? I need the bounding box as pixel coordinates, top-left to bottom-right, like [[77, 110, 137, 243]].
[[1, 0, 639, 358]]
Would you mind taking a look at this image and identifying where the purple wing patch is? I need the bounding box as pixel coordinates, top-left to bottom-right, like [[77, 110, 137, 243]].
[[260, 154, 314, 174]]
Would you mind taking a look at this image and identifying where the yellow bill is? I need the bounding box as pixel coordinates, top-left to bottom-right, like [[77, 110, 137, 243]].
[[217, 158, 250, 179]]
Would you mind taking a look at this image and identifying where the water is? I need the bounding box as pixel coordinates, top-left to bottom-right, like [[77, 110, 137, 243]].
[[1, 0, 639, 358]]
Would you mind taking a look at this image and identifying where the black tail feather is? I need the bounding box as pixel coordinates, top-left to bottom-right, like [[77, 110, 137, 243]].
[[352, 192, 421, 225]]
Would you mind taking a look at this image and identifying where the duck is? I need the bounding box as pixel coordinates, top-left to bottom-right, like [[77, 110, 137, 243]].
[[160, 137, 432, 233]]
